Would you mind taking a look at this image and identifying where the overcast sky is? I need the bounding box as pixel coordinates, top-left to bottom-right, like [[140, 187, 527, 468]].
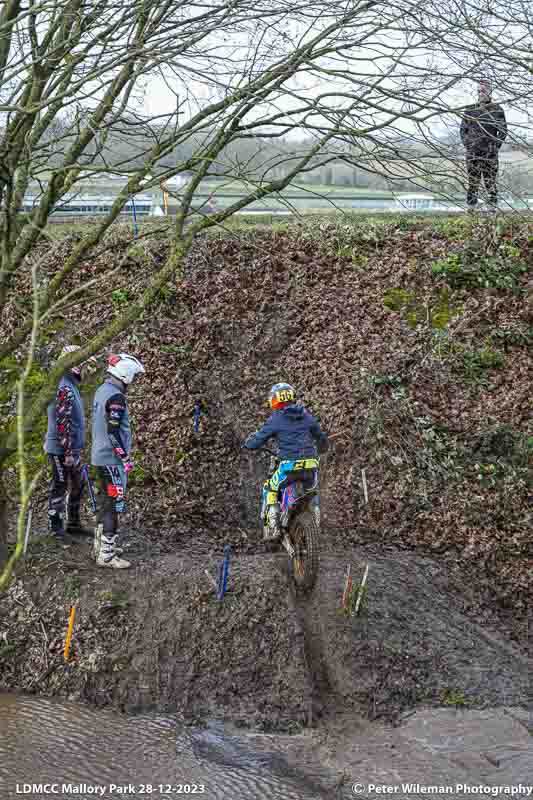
[[143, 70, 533, 145]]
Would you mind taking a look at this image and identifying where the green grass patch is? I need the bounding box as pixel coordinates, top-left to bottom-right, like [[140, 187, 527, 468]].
[[441, 688, 469, 707], [128, 459, 146, 486], [461, 344, 505, 384], [383, 287, 461, 330], [0, 644, 18, 661], [431, 332, 506, 386], [432, 250, 528, 293], [99, 588, 129, 610], [490, 327, 533, 348], [368, 373, 404, 388], [64, 575, 81, 600], [340, 582, 368, 616], [111, 288, 132, 306]]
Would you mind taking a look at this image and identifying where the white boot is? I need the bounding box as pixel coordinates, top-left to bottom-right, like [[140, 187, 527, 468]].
[[96, 533, 131, 569], [264, 504, 281, 540], [93, 523, 102, 561], [93, 524, 123, 558]]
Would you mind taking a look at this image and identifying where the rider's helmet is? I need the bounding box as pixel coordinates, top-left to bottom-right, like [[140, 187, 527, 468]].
[[60, 344, 97, 377], [107, 353, 145, 385], [268, 382, 295, 410]]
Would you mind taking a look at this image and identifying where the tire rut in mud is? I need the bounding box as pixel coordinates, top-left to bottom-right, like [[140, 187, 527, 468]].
[[287, 578, 337, 729]]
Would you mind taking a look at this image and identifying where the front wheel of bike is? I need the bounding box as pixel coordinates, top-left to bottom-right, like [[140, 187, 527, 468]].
[[289, 511, 319, 592]]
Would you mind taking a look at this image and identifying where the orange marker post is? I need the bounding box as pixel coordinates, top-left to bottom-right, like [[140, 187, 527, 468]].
[[63, 604, 77, 662]]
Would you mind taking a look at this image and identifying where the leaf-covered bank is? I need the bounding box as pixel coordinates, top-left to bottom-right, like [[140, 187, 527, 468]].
[[1, 214, 531, 641]]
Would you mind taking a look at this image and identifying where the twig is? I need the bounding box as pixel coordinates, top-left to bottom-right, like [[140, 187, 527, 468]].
[[361, 468, 369, 504], [342, 563, 352, 609], [40, 619, 49, 669], [27, 663, 56, 690], [355, 564, 369, 616], [204, 569, 218, 591]]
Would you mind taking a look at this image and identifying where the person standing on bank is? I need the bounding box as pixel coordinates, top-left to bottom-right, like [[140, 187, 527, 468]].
[[45, 345, 97, 541], [460, 79, 507, 211], [91, 353, 145, 569]]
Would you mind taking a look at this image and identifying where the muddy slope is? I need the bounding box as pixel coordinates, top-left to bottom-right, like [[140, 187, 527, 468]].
[[1, 218, 531, 744], [3, 219, 530, 635], [1, 534, 529, 731]]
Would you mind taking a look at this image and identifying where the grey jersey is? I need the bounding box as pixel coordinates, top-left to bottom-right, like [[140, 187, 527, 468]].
[[91, 379, 132, 466]]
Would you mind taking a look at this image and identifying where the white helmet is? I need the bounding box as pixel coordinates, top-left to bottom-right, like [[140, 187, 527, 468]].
[[107, 353, 145, 385], [60, 345, 97, 376]]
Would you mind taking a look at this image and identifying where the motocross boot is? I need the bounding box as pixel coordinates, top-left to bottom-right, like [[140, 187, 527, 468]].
[[48, 509, 67, 542], [66, 507, 93, 537], [93, 521, 124, 561], [265, 503, 281, 540], [95, 530, 130, 569]]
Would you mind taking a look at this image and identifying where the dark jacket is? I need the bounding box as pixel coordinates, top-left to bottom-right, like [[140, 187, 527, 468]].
[[460, 102, 507, 153], [244, 404, 328, 460]]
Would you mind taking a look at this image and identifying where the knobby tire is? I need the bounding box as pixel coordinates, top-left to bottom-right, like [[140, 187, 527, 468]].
[[290, 510, 319, 592]]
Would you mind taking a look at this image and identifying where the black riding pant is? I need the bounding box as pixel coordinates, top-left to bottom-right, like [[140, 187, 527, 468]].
[[47, 455, 84, 533], [96, 465, 126, 536]]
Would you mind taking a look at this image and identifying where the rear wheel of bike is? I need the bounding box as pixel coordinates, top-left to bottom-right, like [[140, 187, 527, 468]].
[[289, 511, 319, 592]]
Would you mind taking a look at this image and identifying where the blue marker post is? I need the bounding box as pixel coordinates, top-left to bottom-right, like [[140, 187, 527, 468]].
[[193, 400, 201, 433], [82, 464, 97, 514], [217, 545, 231, 602], [193, 399, 207, 433], [131, 196, 138, 238]]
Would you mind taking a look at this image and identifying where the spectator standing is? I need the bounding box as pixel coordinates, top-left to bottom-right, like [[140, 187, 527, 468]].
[[460, 79, 507, 211]]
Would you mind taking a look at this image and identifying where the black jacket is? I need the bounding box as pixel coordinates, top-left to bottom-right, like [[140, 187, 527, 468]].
[[460, 102, 507, 153]]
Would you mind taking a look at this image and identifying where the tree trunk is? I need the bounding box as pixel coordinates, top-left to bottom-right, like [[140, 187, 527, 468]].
[[0, 473, 9, 570]]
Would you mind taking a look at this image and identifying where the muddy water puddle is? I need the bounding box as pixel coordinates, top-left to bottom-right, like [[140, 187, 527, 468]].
[[0, 694, 327, 800]]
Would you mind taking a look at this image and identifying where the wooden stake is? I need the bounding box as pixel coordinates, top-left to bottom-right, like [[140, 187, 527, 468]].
[[63, 604, 77, 662], [204, 569, 218, 591], [361, 468, 369, 504], [342, 564, 352, 609], [23, 505, 33, 556], [355, 564, 369, 615]]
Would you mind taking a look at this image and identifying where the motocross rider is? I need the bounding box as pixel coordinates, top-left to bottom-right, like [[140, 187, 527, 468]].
[[243, 383, 328, 539], [44, 344, 97, 541], [91, 353, 145, 569]]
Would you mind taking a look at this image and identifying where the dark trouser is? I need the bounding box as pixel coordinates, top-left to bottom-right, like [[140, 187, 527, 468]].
[[466, 151, 499, 208], [48, 455, 84, 534], [96, 465, 126, 536]]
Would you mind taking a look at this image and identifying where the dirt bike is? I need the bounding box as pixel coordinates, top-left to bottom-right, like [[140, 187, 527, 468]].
[[259, 447, 320, 592]]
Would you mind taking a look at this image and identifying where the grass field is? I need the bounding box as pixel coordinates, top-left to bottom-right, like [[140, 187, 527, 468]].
[[41, 210, 476, 243]]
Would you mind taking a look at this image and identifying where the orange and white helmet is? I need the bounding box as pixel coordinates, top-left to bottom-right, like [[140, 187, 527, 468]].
[[107, 353, 145, 385]]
